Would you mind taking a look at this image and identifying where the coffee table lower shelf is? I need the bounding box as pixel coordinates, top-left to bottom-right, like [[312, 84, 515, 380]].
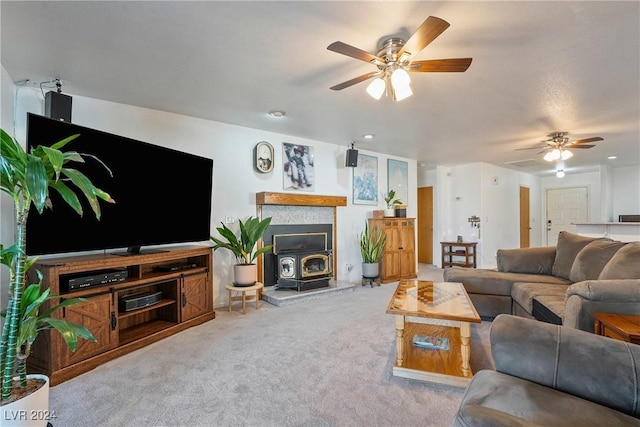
[[392, 321, 473, 388]]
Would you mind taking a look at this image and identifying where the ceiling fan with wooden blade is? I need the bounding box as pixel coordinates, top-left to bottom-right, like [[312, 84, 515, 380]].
[[327, 16, 472, 99], [515, 132, 605, 161]]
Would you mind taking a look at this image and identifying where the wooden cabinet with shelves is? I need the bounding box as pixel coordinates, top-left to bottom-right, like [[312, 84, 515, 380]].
[[27, 245, 214, 385], [368, 218, 417, 283], [441, 242, 477, 268]]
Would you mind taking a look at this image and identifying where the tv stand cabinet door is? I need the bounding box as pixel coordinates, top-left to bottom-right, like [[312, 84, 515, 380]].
[[181, 272, 210, 322], [59, 293, 117, 367]]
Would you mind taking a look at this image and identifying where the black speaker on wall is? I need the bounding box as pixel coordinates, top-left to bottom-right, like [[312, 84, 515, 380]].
[[45, 91, 72, 122], [345, 146, 358, 167]]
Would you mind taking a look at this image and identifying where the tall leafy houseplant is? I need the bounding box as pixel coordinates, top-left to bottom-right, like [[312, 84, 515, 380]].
[[210, 216, 273, 285], [359, 221, 387, 263], [0, 128, 114, 403], [359, 221, 387, 280]]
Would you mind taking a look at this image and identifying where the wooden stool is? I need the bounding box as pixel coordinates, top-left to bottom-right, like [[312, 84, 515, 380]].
[[226, 282, 264, 314]]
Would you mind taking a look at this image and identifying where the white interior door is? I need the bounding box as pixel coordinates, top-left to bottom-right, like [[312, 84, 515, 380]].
[[546, 187, 588, 245]]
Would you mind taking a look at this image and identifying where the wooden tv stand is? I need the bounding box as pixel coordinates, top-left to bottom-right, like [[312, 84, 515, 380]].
[[27, 245, 215, 385]]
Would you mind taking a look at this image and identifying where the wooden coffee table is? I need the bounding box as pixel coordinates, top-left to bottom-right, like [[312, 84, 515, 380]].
[[386, 280, 481, 387]]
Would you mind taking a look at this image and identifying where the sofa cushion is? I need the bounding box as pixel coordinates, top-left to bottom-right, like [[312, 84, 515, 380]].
[[497, 246, 555, 274], [511, 282, 569, 314], [552, 231, 608, 280], [599, 242, 640, 280], [569, 240, 626, 282], [443, 268, 569, 297]]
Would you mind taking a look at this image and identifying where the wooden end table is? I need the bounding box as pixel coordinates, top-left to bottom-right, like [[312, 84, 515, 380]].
[[226, 282, 263, 314], [593, 312, 640, 344], [386, 280, 481, 387]]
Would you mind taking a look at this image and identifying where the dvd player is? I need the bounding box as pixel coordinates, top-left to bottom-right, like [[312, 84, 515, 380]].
[[64, 268, 128, 291]]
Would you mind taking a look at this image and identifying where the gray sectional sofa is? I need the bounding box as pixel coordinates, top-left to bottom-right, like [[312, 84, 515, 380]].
[[450, 314, 640, 426], [443, 231, 640, 331]]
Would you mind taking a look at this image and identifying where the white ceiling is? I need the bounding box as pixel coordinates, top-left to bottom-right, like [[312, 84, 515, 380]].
[[2, 1, 639, 176]]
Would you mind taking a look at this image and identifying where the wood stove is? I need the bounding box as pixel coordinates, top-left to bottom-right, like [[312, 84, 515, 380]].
[[264, 225, 333, 291]]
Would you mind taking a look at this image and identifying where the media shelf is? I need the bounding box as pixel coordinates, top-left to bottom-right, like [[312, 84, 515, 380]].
[[27, 245, 215, 385]]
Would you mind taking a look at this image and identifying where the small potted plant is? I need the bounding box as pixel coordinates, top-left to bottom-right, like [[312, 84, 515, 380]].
[[383, 190, 402, 217], [0, 128, 114, 423], [210, 216, 273, 286], [359, 221, 387, 279]]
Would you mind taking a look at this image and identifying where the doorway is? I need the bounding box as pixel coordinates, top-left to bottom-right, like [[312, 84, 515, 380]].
[[417, 186, 433, 264], [519, 186, 530, 248], [546, 187, 588, 245]]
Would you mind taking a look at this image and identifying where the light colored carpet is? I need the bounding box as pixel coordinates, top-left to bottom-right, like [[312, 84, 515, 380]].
[[49, 265, 494, 427]]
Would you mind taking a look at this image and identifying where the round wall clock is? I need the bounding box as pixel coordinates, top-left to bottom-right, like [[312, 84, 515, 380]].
[[255, 141, 274, 173]]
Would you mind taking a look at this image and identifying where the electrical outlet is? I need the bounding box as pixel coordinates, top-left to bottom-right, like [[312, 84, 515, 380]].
[[346, 263, 353, 272], [225, 215, 234, 224]]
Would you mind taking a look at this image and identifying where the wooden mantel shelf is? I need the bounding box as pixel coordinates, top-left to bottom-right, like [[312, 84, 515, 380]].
[[256, 192, 347, 207]]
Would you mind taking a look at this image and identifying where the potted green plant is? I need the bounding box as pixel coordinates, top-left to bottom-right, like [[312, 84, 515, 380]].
[[210, 216, 273, 286], [383, 190, 402, 217], [359, 221, 387, 279], [0, 128, 114, 423]]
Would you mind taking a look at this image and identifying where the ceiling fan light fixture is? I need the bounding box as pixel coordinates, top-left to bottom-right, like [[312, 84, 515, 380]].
[[543, 151, 555, 162], [391, 67, 411, 90], [561, 149, 573, 160], [393, 84, 413, 101], [366, 77, 386, 100]]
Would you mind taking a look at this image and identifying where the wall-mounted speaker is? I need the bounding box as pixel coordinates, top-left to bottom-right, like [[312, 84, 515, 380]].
[[345, 148, 358, 167], [45, 91, 72, 122]]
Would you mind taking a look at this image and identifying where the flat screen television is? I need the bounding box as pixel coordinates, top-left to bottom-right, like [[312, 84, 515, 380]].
[[25, 113, 214, 256]]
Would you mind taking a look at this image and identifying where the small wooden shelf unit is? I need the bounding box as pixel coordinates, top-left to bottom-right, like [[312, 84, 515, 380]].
[[27, 245, 215, 385], [441, 242, 477, 268]]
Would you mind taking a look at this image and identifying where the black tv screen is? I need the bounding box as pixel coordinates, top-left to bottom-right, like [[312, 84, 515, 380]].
[[25, 113, 214, 255]]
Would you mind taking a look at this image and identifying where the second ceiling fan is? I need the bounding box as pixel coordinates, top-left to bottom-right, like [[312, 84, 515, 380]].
[[516, 132, 605, 161], [327, 16, 473, 101]]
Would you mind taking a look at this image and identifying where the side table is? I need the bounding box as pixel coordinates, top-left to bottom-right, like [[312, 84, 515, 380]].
[[441, 242, 477, 268], [593, 312, 640, 344], [226, 282, 264, 314]]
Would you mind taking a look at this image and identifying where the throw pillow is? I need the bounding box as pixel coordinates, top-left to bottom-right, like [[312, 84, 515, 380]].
[[599, 242, 640, 280], [569, 240, 626, 282], [551, 231, 608, 280]]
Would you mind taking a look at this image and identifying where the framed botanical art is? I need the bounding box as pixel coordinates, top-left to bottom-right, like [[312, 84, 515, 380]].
[[283, 142, 314, 191], [387, 159, 408, 205], [353, 154, 378, 205]]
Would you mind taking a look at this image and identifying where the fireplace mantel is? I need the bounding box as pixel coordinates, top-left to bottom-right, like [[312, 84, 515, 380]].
[[256, 192, 346, 207]]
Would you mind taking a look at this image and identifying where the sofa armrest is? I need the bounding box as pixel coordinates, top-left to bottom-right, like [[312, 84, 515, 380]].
[[490, 314, 640, 418], [565, 279, 640, 301], [496, 246, 555, 274], [563, 279, 640, 331]]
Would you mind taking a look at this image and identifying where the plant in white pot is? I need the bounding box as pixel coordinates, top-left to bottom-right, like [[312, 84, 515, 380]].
[[359, 221, 387, 279], [0, 128, 114, 425], [383, 190, 402, 217], [210, 216, 273, 286]]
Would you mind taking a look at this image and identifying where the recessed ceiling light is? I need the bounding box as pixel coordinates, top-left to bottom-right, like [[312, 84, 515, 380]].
[[268, 110, 286, 118], [363, 134, 374, 139], [607, 155, 617, 160]]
